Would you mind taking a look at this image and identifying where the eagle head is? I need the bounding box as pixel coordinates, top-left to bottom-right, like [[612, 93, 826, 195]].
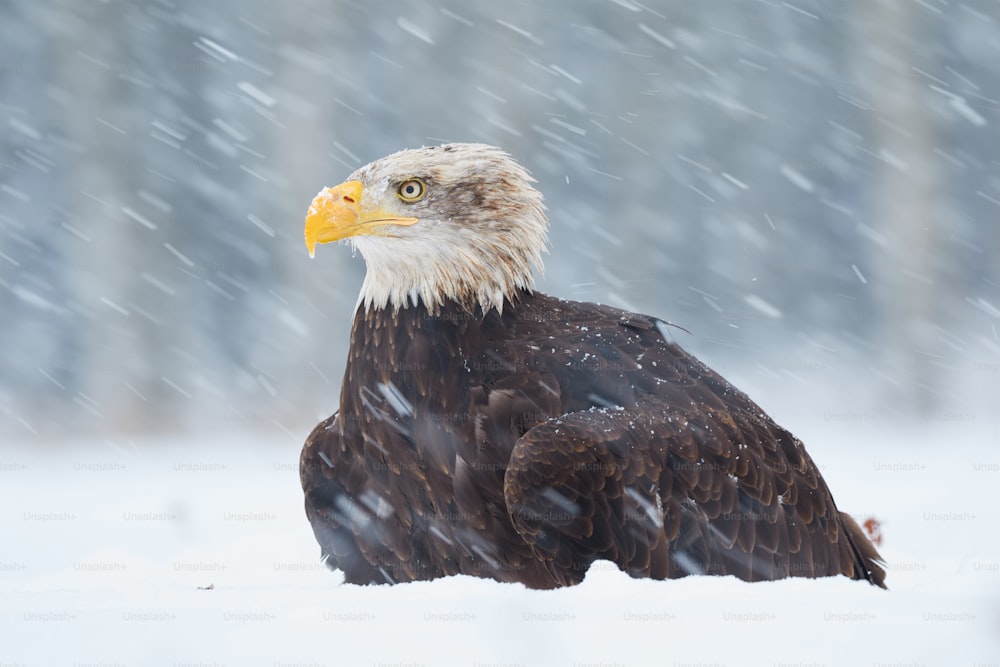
[[304, 143, 548, 314]]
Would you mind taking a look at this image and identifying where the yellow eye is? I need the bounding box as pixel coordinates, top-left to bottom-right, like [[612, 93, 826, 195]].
[[396, 178, 427, 202]]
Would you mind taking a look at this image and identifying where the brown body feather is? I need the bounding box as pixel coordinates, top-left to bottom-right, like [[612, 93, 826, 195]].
[[300, 290, 886, 588]]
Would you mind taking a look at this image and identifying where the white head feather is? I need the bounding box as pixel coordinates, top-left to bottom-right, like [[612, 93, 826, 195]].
[[343, 143, 548, 314]]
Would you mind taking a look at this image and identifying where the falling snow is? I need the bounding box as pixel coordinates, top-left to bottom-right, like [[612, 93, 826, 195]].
[[1, 2, 998, 663]]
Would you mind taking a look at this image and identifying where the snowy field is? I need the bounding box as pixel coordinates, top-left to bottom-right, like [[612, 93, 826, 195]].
[[2, 417, 998, 667]]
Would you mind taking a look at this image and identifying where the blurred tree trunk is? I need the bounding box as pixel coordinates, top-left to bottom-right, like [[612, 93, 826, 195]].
[[52, 2, 154, 431], [854, 0, 946, 413], [269, 0, 367, 429]]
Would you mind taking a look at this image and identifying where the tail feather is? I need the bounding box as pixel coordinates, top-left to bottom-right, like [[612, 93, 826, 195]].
[[840, 512, 887, 589]]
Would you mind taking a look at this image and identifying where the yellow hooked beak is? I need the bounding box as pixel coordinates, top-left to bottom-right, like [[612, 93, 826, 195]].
[[304, 180, 419, 258]]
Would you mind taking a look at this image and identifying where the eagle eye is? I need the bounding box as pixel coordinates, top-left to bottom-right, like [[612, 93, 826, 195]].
[[396, 178, 427, 202]]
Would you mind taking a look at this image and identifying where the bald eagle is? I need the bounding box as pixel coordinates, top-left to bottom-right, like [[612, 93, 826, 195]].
[[300, 143, 886, 589]]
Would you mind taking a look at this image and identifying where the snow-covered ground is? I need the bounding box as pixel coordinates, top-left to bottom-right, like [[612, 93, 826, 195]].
[[2, 418, 998, 666]]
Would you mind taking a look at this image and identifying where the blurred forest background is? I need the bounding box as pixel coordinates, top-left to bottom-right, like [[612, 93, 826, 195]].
[[1, 0, 997, 440]]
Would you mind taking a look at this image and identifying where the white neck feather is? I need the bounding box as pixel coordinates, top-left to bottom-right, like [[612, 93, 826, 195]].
[[352, 219, 546, 314]]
